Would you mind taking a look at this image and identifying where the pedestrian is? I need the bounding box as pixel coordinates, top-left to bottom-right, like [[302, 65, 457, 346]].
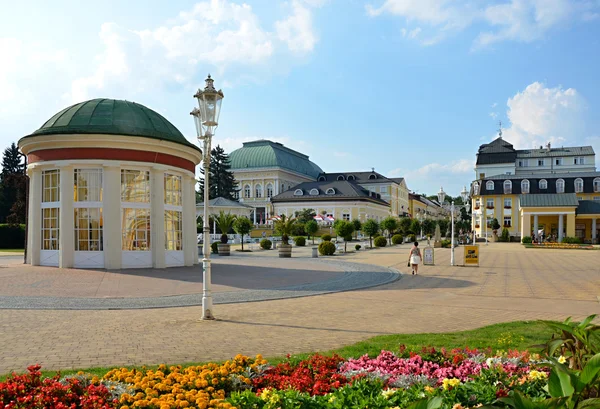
[[408, 241, 422, 275]]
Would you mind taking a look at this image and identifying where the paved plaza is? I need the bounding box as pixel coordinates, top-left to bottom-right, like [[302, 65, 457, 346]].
[[0, 243, 599, 374]]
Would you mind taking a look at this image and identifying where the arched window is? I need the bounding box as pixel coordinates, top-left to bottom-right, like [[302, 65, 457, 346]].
[[521, 179, 530, 194], [539, 179, 547, 190], [503, 180, 512, 194], [255, 184, 262, 198], [318, 176, 326, 181], [574, 178, 584, 193], [486, 180, 494, 191], [266, 183, 273, 198], [472, 182, 480, 196], [309, 188, 319, 195], [594, 177, 600, 193], [556, 179, 565, 193], [294, 189, 303, 196], [337, 175, 345, 181], [325, 188, 335, 195], [347, 175, 355, 181], [369, 174, 377, 180], [244, 184, 251, 198]]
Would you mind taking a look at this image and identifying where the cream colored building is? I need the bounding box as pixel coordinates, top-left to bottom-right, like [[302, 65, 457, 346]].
[[19, 98, 202, 269]]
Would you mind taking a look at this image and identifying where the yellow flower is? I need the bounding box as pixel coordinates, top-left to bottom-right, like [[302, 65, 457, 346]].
[[442, 378, 461, 390], [381, 389, 396, 399], [328, 395, 337, 403], [558, 356, 567, 364], [424, 386, 435, 393], [528, 370, 548, 381], [452, 405, 465, 409]]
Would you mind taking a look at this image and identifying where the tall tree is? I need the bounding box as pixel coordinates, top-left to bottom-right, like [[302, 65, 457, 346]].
[[197, 145, 238, 201], [0, 143, 26, 223]]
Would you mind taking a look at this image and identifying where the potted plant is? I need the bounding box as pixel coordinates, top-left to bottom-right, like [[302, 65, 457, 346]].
[[215, 211, 237, 256], [491, 218, 501, 242], [274, 214, 296, 258]]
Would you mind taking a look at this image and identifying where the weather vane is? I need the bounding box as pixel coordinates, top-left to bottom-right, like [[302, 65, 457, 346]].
[[498, 120, 502, 138]]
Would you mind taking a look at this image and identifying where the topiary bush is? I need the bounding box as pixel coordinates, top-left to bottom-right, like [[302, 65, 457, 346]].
[[318, 241, 336, 256], [321, 234, 332, 242], [374, 236, 387, 247], [260, 239, 272, 250], [294, 236, 306, 246], [441, 239, 451, 248], [499, 228, 510, 242], [522, 236, 532, 244], [211, 241, 219, 254], [391, 234, 403, 245], [355, 244, 361, 251]]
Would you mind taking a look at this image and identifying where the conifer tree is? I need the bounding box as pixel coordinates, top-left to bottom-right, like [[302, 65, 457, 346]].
[[0, 143, 26, 223], [197, 145, 238, 201]]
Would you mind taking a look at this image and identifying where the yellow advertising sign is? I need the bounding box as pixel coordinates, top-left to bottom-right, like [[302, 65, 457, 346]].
[[464, 245, 479, 266]]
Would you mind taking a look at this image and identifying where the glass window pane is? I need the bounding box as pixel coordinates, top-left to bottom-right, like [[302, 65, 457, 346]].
[[164, 174, 182, 206], [121, 170, 150, 203], [121, 208, 151, 250]]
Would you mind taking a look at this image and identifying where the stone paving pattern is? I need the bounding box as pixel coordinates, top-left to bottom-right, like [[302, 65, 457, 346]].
[[0, 243, 599, 374]]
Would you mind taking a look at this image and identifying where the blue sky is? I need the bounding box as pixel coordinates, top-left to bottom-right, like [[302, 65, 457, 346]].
[[1, 0, 599, 196]]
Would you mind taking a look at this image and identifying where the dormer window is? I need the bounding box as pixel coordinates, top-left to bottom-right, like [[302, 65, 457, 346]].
[[347, 175, 355, 181], [574, 178, 584, 193], [486, 181, 494, 191], [556, 179, 565, 193], [594, 177, 600, 193], [294, 189, 303, 196], [325, 188, 335, 195], [503, 180, 512, 194], [521, 179, 530, 194], [317, 176, 326, 182], [368, 174, 377, 180], [472, 182, 480, 196], [309, 188, 319, 195], [539, 179, 547, 190], [337, 175, 345, 181]]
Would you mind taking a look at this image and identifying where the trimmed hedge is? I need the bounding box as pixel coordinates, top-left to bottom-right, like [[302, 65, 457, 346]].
[[0, 224, 25, 249], [294, 236, 306, 246], [521, 236, 532, 244], [318, 241, 336, 256], [355, 244, 361, 251], [374, 236, 387, 248], [391, 234, 403, 245], [562, 237, 582, 244], [260, 239, 272, 250], [321, 234, 332, 242]]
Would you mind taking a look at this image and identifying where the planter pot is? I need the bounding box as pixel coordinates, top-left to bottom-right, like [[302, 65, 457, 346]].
[[217, 243, 231, 256], [278, 244, 292, 258]]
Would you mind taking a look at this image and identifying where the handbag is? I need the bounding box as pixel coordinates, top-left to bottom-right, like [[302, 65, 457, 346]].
[[407, 260, 411, 267]]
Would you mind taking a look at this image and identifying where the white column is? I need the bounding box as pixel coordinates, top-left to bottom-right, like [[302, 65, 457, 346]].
[[558, 214, 564, 242], [27, 167, 42, 265], [103, 166, 122, 269], [592, 218, 597, 243], [253, 210, 257, 224], [533, 214, 539, 240], [151, 167, 165, 268], [59, 165, 74, 268], [182, 174, 196, 266]]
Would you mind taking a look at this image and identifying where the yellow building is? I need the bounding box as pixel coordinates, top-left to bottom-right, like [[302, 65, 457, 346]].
[[409, 193, 447, 221]]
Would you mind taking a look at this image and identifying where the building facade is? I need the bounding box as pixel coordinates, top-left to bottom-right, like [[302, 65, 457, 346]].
[[19, 98, 202, 269], [228, 140, 411, 223], [471, 137, 600, 243]]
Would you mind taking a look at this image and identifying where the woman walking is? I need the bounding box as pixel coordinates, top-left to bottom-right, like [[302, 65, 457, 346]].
[[408, 241, 421, 275]]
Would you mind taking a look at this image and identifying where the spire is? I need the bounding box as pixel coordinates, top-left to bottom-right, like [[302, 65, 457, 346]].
[[497, 120, 503, 139]]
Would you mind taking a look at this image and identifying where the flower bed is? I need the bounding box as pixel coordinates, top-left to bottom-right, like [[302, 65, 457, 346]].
[[524, 243, 595, 250]]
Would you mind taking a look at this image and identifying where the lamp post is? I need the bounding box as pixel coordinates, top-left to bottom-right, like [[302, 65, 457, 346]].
[[191, 74, 224, 320], [437, 186, 470, 266], [417, 213, 423, 239]]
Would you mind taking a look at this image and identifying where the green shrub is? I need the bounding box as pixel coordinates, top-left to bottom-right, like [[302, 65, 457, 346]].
[[391, 234, 403, 245], [355, 244, 361, 251], [562, 236, 582, 244], [374, 236, 387, 247], [321, 234, 332, 242], [260, 239, 272, 250], [294, 236, 306, 246], [211, 241, 219, 254], [372, 233, 381, 239], [499, 228, 510, 242], [409, 234, 416, 243], [441, 239, 451, 248], [318, 241, 336, 255], [522, 236, 532, 244], [0, 224, 25, 249]]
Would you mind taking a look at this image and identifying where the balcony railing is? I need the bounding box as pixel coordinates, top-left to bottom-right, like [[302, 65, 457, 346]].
[[486, 205, 494, 209], [504, 205, 512, 209], [503, 224, 511, 228]]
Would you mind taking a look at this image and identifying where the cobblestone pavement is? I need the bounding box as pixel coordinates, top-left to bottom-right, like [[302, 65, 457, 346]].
[[0, 243, 598, 374]]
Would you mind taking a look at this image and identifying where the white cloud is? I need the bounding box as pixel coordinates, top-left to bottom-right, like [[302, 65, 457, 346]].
[[389, 159, 474, 194], [366, 0, 599, 47], [501, 81, 585, 149], [276, 0, 318, 53]]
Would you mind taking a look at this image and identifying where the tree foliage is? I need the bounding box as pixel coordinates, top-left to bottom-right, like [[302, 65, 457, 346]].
[[334, 220, 355, 252], [274, 215, 297, 245], [305, 220, 319, 244], [398, 217, 412, 234], [362, 219, 379, 248], [215, 211, 237, 243], [0, 143, 26, 224], [233, 217, 253, 250], [294, 208, 316, 224], [351, 219, 362, 238], [197, 145, 238, 201], [380, 216, 398, 245]]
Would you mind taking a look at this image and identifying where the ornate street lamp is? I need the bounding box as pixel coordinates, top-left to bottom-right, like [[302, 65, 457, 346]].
[[191, 74, 224, 320], [437, 186, 470, 266]]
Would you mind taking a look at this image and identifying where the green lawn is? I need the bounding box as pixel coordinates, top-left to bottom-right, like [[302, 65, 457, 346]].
[[2, 320, 554, 381]]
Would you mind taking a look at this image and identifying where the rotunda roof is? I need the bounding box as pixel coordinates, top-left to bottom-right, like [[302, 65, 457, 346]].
[[22, 98, 200, 151], [229, 140, 323, 179]]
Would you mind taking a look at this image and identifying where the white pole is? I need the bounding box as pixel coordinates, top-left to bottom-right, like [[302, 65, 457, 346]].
[[202, 135, 214, 320], [451, 201, 455, 266], [484, 210, 488, 245]]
